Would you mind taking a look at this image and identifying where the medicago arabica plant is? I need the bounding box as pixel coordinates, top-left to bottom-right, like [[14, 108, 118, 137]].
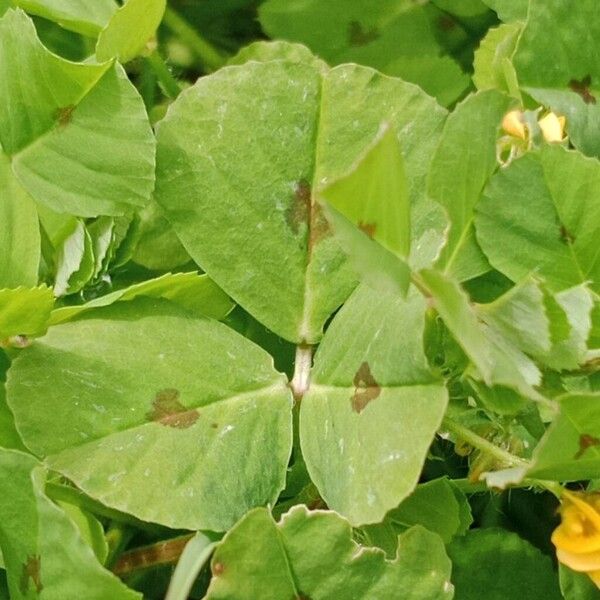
[[0, 0, 599, 598]]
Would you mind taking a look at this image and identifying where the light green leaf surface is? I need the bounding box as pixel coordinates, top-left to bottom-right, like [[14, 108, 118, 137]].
[[0, 383, 25, 450], [155, 60, 446, 343], [50, 272, 233, 324], [0, 449, 140, 600], [53, 220, 94, 298], [228, 40, 326, 68], [7, 299, 292, 531], [0, 286, 53, 339], [204, 506, 453, 600], [427, 90, 513, 281], [473, 23, 521, 97], [0, 9, 155, 217], [476, 146, 600, 293], [513, 0, 600, 157], [259, 0, 469, 105], [528, 393, 600, 481], [14, 0, 117, 37], [447, 528, 562, 600], [96, 0, 166, 63], [0, 150, 39, 288], [301, 284, 448, 525]]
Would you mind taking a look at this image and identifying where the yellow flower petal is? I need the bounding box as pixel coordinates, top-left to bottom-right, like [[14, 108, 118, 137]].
[[502, 110, 526, 140], [539, 112, 566, 142], [557, 548, 600, 572]]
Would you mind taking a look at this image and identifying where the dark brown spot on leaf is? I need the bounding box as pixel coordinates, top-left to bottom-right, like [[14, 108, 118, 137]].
[[358, 221, 377, 239], [286, 179, 311, 235], [348, 21, 379, 47], [147, 388, 198, 429], [574, 433, 600, 459], [20, 555, 42, 595], [351, 362, 381, 413], [569, 75, 597, 104], [311, 202, 332, 247], [560, 225, 575, 244], [55, 104, 76, 127], [212, 561, 225, 576]]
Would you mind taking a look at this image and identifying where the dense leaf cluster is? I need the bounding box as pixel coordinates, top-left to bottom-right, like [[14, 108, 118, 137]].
[[0, 0, 599, 598]]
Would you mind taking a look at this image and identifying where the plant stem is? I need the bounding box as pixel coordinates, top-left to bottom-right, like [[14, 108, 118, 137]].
[[442, 416, 529, 468], [290, 344, 313, 402], [146, 50, 182, 99], [162, 7, 225, 72]]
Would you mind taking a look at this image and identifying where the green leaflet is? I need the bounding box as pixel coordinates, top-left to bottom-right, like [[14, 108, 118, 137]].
[[258, 0, 470, 105], [155, 59, 446, 343], [53, 220, 94, 297], [50, 272, 233, 325], [0, 9, 155, 217], [0, 449, 140, 600], [96, 0, 166, 63], [227, 40, 326, 68], [0, 286, 53, 339], [0, 149, 39, 288], [472, 23, 521, 98], [513, 0, 600, 157], [427, 90, 514, 281], [476, 146, 600, 294], [14, 0, 117, 37], [7, 299, 293, 531], [204, 506, 453, 600], [0, 381, 25, 451], [528, 393, 600, 481], [300, 284, 448, 525], [447, 529, 562, 599]]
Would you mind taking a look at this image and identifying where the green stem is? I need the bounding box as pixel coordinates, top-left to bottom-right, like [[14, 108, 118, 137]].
[[146, 50, 182, 99], [442, 416, 529, 468], [162, 7, 225, 72]]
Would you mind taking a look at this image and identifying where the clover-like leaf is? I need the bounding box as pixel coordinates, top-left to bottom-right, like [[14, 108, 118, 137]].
[[300, 284, 448, 525], [0, 449, 140, 600], [155, 59, 446, 343], [7, 299, 293, 531], [204, 506, 453, 600], [0, 9, 155, 217]]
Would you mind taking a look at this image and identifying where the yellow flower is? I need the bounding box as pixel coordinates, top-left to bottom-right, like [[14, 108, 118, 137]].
[[501, 110, 527, 140], [538, 112, 566, 143], [552, 490, 600, 588]]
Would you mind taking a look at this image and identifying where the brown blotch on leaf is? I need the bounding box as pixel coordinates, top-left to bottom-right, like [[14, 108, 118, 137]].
[[560, 224, 575, 244], [212, 561, 225, 576], [55, 104, 76, 127], [310, 202, 332, 248], [286, 179, 312, 235], [351, 361, 381, 413], [348, 21, 379, 47], [569, 75, 597, 105], [438, 15, 456, 32], [20, 555, 42, 595], [358, 221, 377, 239], [211, 422, 219, 429], [147, 388, 198, 429], [574, 433, 600, 459]]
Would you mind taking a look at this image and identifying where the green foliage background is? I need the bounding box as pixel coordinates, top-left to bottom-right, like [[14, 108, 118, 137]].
[[0, 0, 599, 598]]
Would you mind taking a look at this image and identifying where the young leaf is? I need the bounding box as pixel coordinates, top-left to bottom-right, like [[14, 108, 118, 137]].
[[0, 449, 140, 599], [204, 506, 453, 599], [155, 59, 446, 343], [0, 149, 39, 288], [0, 286, 53, 339], [476, 146, 600, 293], [447, 529, 562, 599], [96, 0, 166, 63], [427, 90, 514, 281], [7, 299, 292, 531], [0, 9, 155, 217], [300, 284, 448, 525], [528, 393, 600, 481], [14, 0, 117, 37], [513, 0, 600, 157], [50, 272, 234, 325], [53, 219, 95, 297]]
